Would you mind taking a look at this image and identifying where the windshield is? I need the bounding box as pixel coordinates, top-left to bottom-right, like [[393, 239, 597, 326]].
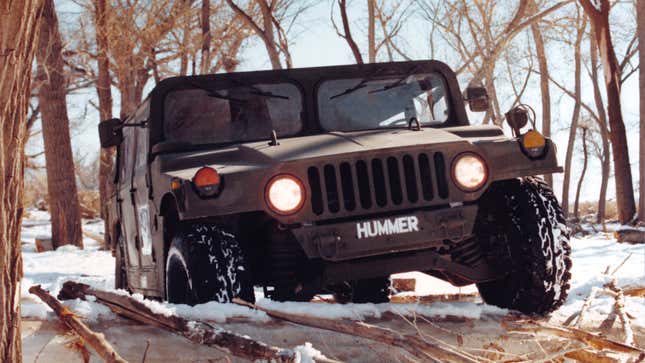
[[317, 73, 450, 132], [163, 82, 303, 144]]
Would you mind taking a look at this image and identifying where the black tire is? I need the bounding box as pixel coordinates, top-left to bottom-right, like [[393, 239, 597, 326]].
[[333, 277, 391, 304], [475, 177, 572, 315], [165, 223, 254, 305], [114, 236, 128, 290]]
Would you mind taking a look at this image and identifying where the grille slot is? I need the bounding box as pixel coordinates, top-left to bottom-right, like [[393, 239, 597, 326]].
[[402, 154, 418, 203], [308, 152, 450, 216], [434, 153, 449, 199]]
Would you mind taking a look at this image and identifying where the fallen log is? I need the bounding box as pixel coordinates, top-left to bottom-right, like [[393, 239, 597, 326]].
[[82, 229, 105, 245], [29, 285, 128, 363], [233, 298, 477, 363], [57, 281, 301, 363], [605, 279, 634, 346], [614, 228, 645, 244], [504, 320, 645, 359], [624, 286, 645, 297]]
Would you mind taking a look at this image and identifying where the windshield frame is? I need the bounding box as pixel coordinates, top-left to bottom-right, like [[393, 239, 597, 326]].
[[158, 77, 307, 148], [316, 71, 454, 132], [147, 61, 469, 151]]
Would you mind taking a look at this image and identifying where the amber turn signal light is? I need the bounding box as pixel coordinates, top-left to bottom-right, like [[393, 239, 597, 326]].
[[521, 130, 546, 158], [192, 166, 222, 197]]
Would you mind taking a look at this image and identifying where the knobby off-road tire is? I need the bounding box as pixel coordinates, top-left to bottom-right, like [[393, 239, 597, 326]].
[[166, 224, 254, 305], [475, 177, 572, 315], [333, 277, 391, 304]]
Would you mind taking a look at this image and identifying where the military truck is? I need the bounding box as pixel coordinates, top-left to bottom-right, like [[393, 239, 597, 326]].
[[99, 60, 571, 314]]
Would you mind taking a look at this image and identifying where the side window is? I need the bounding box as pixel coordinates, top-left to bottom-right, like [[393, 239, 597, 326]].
[[120, 126, 136, 185], [135, 127, 148, 169]]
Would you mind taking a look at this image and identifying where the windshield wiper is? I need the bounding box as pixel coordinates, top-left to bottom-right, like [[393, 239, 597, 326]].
[[229, 79, 290, 100], [329, 67, 387, 100], [190, 82, 247, 102], [368, 66, 422, 95]]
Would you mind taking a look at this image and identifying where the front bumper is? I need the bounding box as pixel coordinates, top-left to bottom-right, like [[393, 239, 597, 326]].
[[291, 204, 477, 261]]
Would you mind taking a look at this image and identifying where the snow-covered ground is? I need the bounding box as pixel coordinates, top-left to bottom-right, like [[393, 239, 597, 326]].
[[19, 210, 645, 362]]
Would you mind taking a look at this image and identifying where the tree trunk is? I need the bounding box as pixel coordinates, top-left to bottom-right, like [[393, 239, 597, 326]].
[[224, 0, 282, 69], [36, 0, 83, 249], [338, 0, 364, 64], [257, 1, 282, 70], [580, 0, 637, 224], [0, 1, 44, 361], [530, 15, 552, 187], [590, 35, 611, 225], [200, 0, 211, 74], [574, 127, 589, 220], [638, 0, 645, 222], [561, 14, 585, 217], [95, 0, 114, 250], [367, 0, 376, 63]]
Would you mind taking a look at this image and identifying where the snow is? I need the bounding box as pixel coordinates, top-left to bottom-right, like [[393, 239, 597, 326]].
[[293, 342, 327, 363], [19, 210, 645, 330]]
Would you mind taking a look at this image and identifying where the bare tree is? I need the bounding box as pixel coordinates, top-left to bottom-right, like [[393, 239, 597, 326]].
[[225, 0, 306, 69], [561, 9, 587, 218], [579, 0, 636, 224], [36, 0, 84, 248], [107, 0, 194, 117], [418, 0, 572, 124], [0, 1, 44, 361], [529, 0, 552, 186], [368, 0, 376, 63], [589, 35, 611, 224], [200, 0, 212, 74], [574, 125, 590, 220], [94, 0, 115, 250], [331, 0, 364, 64], [639, 0, 645, 222]]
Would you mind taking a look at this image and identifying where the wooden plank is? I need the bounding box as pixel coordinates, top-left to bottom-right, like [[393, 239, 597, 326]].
[[29, 285, 128, 363]]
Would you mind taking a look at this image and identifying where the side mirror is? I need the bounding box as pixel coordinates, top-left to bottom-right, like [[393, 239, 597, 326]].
[[465, 86, 490, 112], [98, 118, 123, 148]]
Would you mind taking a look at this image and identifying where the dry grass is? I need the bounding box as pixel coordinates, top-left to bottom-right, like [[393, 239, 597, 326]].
[[570, 200, 619, 223]]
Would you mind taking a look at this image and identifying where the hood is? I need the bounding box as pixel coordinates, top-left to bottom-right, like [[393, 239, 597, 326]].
[[160, 125, 505, 179]]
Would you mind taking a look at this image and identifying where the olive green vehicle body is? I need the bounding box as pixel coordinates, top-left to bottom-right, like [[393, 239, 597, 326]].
[[104, 60, 561, 298]]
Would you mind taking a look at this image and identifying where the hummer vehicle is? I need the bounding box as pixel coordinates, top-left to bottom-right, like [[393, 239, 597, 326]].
[[99, 60, 571, 314]]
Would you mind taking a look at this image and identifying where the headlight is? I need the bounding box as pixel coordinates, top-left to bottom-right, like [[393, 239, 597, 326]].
[[266, 174, 305, 215], [452, 153, 488, 191]]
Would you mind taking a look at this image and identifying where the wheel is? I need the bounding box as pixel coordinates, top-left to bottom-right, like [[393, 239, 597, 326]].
[[475, 177, 572, 315], [114, 236, 128, 290], [165, 223, 254, 305], [332, 277, 391, 304]]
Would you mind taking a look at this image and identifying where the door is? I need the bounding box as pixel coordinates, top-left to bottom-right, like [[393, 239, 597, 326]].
[[118, 124, 140, 274]]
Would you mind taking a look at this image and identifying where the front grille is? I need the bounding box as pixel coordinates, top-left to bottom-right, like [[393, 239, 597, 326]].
[[307, 152, 450, 216]]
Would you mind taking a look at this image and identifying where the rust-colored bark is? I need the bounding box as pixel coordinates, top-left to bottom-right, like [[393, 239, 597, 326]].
[[200, 0, 211, 74], [335, 0, 364, 64], [639, 0, 645, 222], [225, 0, 283, 69], [579, 0, 636, 223], [36, 0, 83, 248], [367, 0, 376, 63], [95, 0, 115, 249], [0, 1, 44, 361]]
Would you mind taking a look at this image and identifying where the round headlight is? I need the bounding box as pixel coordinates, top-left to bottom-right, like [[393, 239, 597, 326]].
[[266, 175, 305, 215], [452, 153, 488, 191]]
